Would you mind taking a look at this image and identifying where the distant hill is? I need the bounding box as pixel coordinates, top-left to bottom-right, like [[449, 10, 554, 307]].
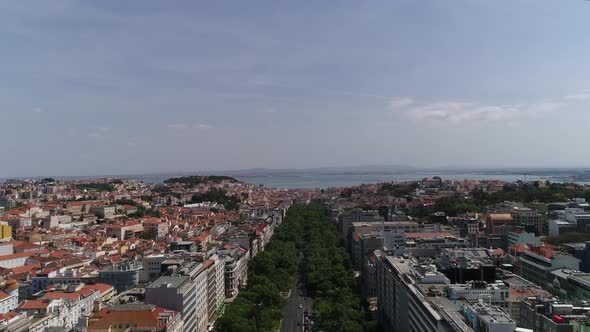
[[163, 175, 240, 186]]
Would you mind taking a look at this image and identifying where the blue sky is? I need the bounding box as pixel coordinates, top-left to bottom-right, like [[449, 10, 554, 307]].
[[2, 0, 590, 176]]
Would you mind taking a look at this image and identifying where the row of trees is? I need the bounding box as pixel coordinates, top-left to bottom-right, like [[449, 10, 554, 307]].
[[301, 204, 379, 332], [545, 232, 590, 245], [410, 183, 590, 218], [215, 205, 306, 332], [475, 182, 590, 205]]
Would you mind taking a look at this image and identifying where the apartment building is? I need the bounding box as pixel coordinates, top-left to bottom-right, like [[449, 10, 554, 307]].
[[141, 254, 169, 282], [31, 269, 85, 294], [376, 255, 476, 332], [146, 275, 198, 332], [87, 304, 183, 332], [511, 207, 544, 235], [463, 302, 516, 332], [351, 221, 441, 249], [518, 299, 588, 332], [218, 246, 249, 298], [39, 283, 103, 330], [0, 279, 18, 314], [446, 280, 511, 312], [143, 220, 169, 239], [205, 255, 225, 327], [98, 261, 142, 293], [485, 213, 513, 235], [486, 202, 543, 235], [106, 221, 143, 240], [176, 262, 208, 332], [89, 205, 116, 219], [339, 209, 384, 248], [518, 246, 580, 288]]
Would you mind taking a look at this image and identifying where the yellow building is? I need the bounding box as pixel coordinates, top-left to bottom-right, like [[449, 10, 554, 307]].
[[0, 224, 12, 240]]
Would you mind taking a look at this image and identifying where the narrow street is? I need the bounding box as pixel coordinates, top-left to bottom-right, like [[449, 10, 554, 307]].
[[280, 259, 314, 332]]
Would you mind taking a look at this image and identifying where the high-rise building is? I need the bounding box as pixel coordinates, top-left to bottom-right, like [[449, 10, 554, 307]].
[[338, 209, 384, 248], [463, 302, 516, 332], [146, 275, 198, 332], [518, 245, 580, 288], [204, 255, 226, 328], [175, 262, 209, 332], [446, 280, 511, 312], [376, 255, 477, 332]]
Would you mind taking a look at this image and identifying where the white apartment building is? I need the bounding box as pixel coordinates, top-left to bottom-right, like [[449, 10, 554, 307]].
[[464, 302, 516, 332], [446, 280, 511, 311], [146, 275, 199, 332], [31, 269, 84, 294], [0, 280, 19, 314], [176, 262, 209, 332], [17, 284, 102, 332], [377, 255, 460, 332], [141, 254, 169, 282], [205, 255, 226, 327]]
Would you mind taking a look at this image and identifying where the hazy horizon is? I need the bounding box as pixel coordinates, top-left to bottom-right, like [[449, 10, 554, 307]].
[[3, 1, 590, 177], [5, 164, 590, 180]]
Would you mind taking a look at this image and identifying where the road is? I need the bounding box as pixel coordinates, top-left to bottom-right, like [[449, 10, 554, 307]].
[[280, 271, 314, 332]]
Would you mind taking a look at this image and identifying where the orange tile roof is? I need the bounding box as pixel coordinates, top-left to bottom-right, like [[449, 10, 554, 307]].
[[84, 283, 114, 295], [0, 290, 12, 300], [41, 284, 103, 301], [0, 249, 49, 262], [509, 244, 529, 253], [12, 241, 43, 250], [202, 259, 214, 269], [87, 307, 178, 331], [0, 264, 41, 276], [17, 300, 50, 310], [528, 245, 556, 259], [3, 279, 18, 291], [42, 291, 82, 300], [0, 311, 20, 321]]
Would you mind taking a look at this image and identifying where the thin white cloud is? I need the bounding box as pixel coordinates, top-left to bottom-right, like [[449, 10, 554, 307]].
[[564, 90, 590, 101], [405, 102, 519, 124], [193, 123, 212, 130], [33, 107, 45, 113], [388, 97, 414, 109], [399, 91, 589, 125], [168, 123, 212, 130]]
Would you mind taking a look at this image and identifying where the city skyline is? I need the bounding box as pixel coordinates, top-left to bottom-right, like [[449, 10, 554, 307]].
[[3, 0, 590, 177]]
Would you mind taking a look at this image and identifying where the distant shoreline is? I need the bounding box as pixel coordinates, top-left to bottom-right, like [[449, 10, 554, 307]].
[[4, 167, 590, 189]]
